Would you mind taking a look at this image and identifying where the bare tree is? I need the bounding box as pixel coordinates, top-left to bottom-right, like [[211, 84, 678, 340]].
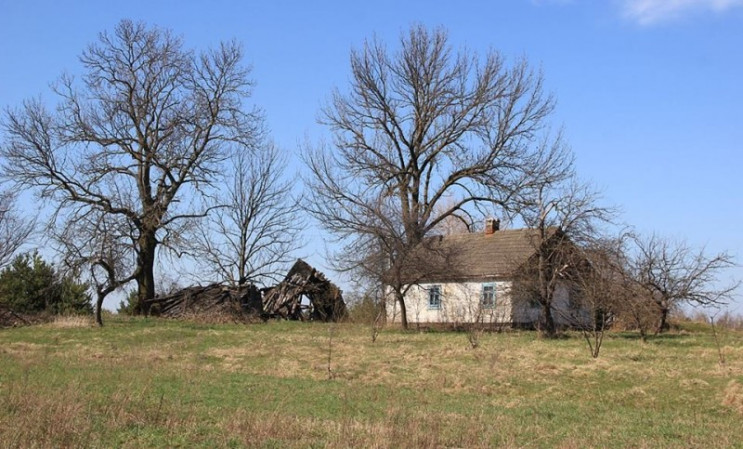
[[566, 236, 634, 357], [630, 233, 739, 333], [619, 288, 660, 342], [1, 20, 261, 312], [305, 25, 563, 329], [55, 208, 138, 326], [192, 143, 302, 287], [513, 141, 616, 337], [0, 190, 34, 268], [604, 240, 659, 341]]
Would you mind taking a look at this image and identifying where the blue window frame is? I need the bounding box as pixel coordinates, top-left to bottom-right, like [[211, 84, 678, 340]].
[[428, 285, 442, 310], [481, 283, 496, 309]]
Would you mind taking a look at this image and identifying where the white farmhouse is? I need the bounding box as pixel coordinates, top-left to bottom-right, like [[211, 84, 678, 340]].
[[386, 219, 579, 328]]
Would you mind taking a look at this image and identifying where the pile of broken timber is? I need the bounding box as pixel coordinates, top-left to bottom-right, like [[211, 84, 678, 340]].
[[144, 259, 347, 323], [261, 259, 347, 322], [145, 283, 262, 321], [0, 305, 30, 328]]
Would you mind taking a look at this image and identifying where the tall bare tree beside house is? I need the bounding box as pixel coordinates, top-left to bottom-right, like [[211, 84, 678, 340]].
[[513, 140, 616, 337], [305, 25, 565, 329], [0, 20, 262, 312], [590, 233, 659, 342], [566, 236, 634, 357], [191, 142, 303, 287], [630, 233, 739, 333]]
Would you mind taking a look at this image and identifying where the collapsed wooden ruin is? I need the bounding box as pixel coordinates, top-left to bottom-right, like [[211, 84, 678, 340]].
[[146, 283, 263, 321], [261, 259, 347, 321], [145, 259, 347, 322], [0, 305, 31, 328]]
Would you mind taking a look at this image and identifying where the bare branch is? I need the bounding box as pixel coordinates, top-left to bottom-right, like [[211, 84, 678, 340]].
[[304, 25, 564, 329], [630, 233, 740, 333], [1, 20, 263, 313], [512, 149, 617, 337], [191, 142, 303, 287], [0, 190, 35, 268]]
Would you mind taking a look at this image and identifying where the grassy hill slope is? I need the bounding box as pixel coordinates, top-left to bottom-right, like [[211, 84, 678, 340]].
[[1, 317, 742, 448]]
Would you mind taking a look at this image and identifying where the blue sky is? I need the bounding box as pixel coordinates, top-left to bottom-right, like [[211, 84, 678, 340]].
[[1, 0, 741, 312]]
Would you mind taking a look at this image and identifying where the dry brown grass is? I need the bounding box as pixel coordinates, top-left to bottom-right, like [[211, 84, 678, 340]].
[[681, 309, 743, 330], [722, 380, 743, 414], [219, 406, 509, 449], [0, 382, 94, 448], [47, 315, 95, 328]]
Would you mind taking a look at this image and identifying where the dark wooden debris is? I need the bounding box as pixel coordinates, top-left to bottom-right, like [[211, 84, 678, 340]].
[[144, 283, 262, 322], [143, 259, 346, 322], [0, 305, 30, 328], [261, 259, 347, 322]]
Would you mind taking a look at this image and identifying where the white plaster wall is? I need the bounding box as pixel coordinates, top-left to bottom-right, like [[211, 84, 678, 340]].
[[386, 281, 513, 324], [385, 280, 589, 328]]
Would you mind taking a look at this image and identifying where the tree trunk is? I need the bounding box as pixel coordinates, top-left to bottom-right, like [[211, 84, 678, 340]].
[[632, 310, 649, 342], [378, 282, 387, 325], [656, 306, 670, 334], [135, 229, 158, 315], [395, 290, 409, 330], [95, 292, 104, 327], [542, 304, 557, 337], [536, 244, 557, 338]]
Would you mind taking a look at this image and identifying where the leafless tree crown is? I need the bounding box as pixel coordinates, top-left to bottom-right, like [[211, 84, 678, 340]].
[[192, 142, 303, 287], [308, 25, 557, 243], [1, 19, 263, 311], [630, 233, 739, 332], [304, 25, 568, 328]]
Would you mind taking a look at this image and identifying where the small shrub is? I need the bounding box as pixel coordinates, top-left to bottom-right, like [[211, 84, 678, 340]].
[[117, 290, 139, 315], [346, 293, 381, 324], [0, 252, 91, 316], [345, 293, 385, 342]]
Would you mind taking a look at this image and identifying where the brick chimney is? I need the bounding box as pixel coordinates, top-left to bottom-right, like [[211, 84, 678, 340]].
[[485, 217, 500, 235]]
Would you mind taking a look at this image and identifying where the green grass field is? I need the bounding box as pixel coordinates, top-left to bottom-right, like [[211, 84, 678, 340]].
[[1, 316, 742, 448]]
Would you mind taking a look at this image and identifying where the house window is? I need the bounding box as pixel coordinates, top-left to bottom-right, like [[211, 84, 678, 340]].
[[428, 285, 442, 310], [482, 284, 496, 309]]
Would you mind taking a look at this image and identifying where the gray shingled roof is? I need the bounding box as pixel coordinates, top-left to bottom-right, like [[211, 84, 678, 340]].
[[404, 228, 558, 283]]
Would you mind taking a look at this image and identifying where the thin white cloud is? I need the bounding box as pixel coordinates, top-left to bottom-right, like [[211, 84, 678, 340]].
[[622, 0, 743, 24]]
